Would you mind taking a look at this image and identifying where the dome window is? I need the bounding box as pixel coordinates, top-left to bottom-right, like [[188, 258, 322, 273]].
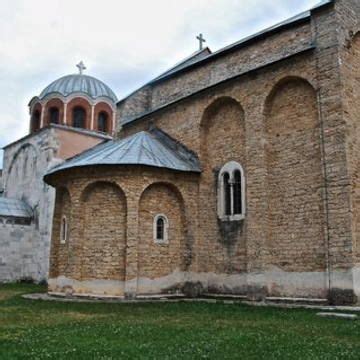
[[31, 110, 41, 133], [49, 107, 59, 125], [97, 112, 108, 133], [73, 106, 86, 129]]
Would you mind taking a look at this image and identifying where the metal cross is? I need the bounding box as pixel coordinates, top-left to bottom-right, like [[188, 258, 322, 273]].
[[196, 33, 206, 50], [76, 61, 86, 75]]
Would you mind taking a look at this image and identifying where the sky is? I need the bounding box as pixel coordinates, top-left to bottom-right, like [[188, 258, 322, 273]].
[[0, 0, 320, 169]]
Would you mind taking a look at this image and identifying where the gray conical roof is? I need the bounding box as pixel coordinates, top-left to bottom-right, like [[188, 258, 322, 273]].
[[45, 129, 201, 181]]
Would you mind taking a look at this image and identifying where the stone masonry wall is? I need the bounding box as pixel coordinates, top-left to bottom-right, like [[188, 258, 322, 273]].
[[117, 2, 357, 300], [81, 182, 127, 282], [138, 183, 185, 294], [199, 97, 247, 285], [48, 166, 199, 297], [0, 222, 36, 282], [265, 78, 326, 275], [2, 128, 59, 282], [48, 0, 359, 302], [337, 0, 360, 298]]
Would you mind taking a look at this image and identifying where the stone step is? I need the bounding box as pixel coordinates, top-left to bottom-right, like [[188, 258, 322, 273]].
[[317, 312, 358, 320], [266, 297, 328, 306]]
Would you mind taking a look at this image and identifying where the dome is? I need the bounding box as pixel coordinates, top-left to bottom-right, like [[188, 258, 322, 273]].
[[39, 74, 118, 103]]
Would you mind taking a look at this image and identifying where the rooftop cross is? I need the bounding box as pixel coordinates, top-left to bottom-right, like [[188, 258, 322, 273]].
[[196, 33, 206, 51], [76, 61, 86, 75]]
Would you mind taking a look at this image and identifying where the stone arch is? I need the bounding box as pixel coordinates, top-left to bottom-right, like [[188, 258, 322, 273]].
[[94, 102, 113, 134], [200, 96, 245, 164], [264, 76, 325, 279], [30, 104, 41, 133], [44, 98, 64, 126], [137, 181, 187, 294], [49, 187, 72, 278], [66, 97, 92, 129], [199, 96, 247, 275], [6, 143, 38, 199], [80, 181, 127, 285], [265, 76, 317, 108]]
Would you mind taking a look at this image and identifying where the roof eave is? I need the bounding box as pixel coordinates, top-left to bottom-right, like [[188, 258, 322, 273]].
[[44, 163, 201, 186]]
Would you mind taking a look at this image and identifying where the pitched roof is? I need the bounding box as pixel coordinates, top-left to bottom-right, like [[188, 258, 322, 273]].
[[44, 127, 201, 180], [118, 0, 333, 104], [0, 198, 33, 219], [149, 47, 212, 84]]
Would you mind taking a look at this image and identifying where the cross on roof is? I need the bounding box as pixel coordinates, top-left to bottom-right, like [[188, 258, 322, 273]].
[[196, 33, 206, 51], [76, 61, 86, 75]]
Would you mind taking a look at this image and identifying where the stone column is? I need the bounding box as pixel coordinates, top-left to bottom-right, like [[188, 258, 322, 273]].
[[312, 5, 357, 304], [63, 102, 68, 125], [244, 99, 268, 301], [90, 104, 95, 130], [40, 103, 46, 128], [112, 110, 116, 135]]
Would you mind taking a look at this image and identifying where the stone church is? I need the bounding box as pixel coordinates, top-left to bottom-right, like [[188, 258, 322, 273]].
[[0, 63, 116, 281], [2, 0, 360, 305]]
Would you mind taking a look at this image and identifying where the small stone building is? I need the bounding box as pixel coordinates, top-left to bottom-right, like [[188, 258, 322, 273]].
[[46, 0, 360, 304], [0, 68, 116, 282], [0, 198, 33, 281]]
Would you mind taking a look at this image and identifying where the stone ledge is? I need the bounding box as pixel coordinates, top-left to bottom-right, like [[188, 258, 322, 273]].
[[317, 312, 358, 320], [22, 293, 360, 313]]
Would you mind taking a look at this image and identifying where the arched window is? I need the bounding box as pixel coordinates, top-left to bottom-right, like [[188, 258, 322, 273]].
[[31, 110, 41, 133], [72, 106, 86, 128], [218, 161, 245, 221], [49, 107, 59, 124], [97, 112, 108, 133], [233, 170, 242, 215], [223, 172, 231, 216], [153, 214, 169, 243], [60, 216, 68, 244]]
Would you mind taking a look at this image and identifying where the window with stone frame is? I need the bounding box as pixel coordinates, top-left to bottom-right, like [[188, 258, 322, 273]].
[[72, 106, 86, 128], [153, 214, 169, 243], [60, 215, 68, 244], [218, 161, 245, 221]]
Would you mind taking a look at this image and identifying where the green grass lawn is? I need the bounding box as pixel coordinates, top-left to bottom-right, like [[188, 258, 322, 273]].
[[0, 284, 359, 359]]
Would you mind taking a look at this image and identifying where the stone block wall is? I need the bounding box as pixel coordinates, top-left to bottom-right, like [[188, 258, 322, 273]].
[[337, 0, 360, 299], [114, 3, 357, 302], [0, 221, 38, 282]]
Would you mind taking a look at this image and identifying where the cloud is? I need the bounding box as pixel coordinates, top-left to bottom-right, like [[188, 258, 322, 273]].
[[0, 0, 319, 168]]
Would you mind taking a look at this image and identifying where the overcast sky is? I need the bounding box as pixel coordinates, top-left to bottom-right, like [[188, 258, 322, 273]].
[[0, 0, 320, 168]]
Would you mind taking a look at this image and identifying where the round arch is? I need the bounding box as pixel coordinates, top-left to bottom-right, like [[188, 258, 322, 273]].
[[80, 180, 127, 204], [200, 96, 244, 129], [137, 181, 188, 293], [139, 181, 186, 210], [263, 74, 325, 281], [264, 76, 317, 116]]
